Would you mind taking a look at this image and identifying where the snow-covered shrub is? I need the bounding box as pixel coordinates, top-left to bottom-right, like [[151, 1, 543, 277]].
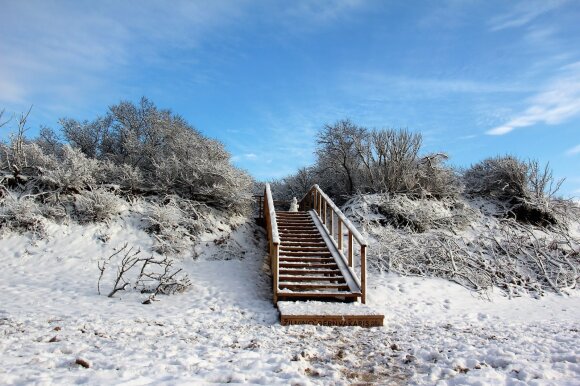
[[464, 155, 528, 200], [74, 189, 122, 223], [415, 154, 462, 199], [97, 160, 144, 191], [0, 195, 45, 236], [355, 193, 580, 296], [362, 194, 475, 233], [42, 146, 99, 192], [144, 197, 204, 255], [464, 156, 564, 227], [58, 98, 254, 214]]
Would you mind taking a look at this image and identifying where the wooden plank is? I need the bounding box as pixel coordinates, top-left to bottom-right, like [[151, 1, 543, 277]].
[[279, 263, 339, 269], [280, 314, 383, 327], [279, 269, 342, 275], [278, 276, 345, 282], [277, 291, 360, 298]]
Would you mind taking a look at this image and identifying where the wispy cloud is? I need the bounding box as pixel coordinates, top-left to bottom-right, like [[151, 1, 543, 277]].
[[0, 1, 250, 111], [487, 62, 580, 135], [283, 0, 365, 24], [566, 144, 580, 156], [346, 73, 529, 98], [489, 0, 568, 31]]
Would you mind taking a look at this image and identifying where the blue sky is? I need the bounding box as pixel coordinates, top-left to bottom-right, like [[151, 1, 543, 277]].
[[1, 0, 579, 196]]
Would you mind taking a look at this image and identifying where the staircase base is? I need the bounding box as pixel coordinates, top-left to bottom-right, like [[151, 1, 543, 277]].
[[278, 301, 384, 327]]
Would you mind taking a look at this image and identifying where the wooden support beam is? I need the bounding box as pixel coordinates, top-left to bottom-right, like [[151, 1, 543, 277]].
[[360, 244, 366, 304], [348, 230, 353, 267], [337, 220, 343, 252]]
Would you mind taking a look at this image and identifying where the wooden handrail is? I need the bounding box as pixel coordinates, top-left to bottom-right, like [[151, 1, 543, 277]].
[[299, 184, 368, 303], [264, 183, 280, 303]]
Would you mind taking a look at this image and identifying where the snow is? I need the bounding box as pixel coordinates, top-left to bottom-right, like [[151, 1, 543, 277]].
[[1, 212, 579, 385], [278, 301, 383, 316]]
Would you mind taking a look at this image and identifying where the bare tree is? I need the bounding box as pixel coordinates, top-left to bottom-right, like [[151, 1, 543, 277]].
[[316, 119, 366, 196]]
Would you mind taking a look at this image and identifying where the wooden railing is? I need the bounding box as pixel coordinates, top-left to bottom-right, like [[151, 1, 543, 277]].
[[263, 183, 280, 303], [299, 185, 368, 303]]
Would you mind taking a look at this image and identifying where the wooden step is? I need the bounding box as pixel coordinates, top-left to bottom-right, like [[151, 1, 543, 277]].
[[278, 301, 383, 327], [281, 234, 323, 239], [279, 257, 334, 264], [279, 231, 321, 236], [281, 241, 327, 246], [277, 291, 360, 298], [279, 251, 332, 257], [279, 269, 342, 275], [279, 275, 345, 282], [279, 282, 350, 291], [280, 246, 329, 252], [279, 262, 339, 269], [279, 225, 317, 230]]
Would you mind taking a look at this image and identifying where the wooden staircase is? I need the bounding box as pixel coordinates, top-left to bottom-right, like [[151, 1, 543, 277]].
[[262, 184, 384, 327], [277, 211, 361, 300]]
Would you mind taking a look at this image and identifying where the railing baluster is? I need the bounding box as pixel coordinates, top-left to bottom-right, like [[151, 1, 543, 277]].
[[360, 244, 366, 304], [337, 219, 343, 253], [348, 230, 353, 267], [329, 209, 334, 240]]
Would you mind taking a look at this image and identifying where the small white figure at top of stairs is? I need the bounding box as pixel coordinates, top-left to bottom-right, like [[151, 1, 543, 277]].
[[289, 197, 298, 212]]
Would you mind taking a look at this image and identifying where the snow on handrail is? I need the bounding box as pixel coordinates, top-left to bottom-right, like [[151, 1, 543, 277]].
[[264, 183, 280, 244]]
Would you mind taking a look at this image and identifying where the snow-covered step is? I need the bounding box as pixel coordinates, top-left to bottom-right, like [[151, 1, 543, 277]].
[[279, 251, 332, 257], [279, 262, 339, 269], [278, 275, 345, 282], [279, 256, 334, 262], [278, 301, 384, 327], [279, 268, 342, 275], [280, 246, 329, 252]]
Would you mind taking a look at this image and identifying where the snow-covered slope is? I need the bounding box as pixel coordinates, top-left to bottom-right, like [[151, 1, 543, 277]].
[[1, 212, 579, 385]]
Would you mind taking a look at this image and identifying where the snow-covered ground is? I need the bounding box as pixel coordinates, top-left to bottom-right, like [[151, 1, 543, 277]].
[[1, 216, 579, 385]]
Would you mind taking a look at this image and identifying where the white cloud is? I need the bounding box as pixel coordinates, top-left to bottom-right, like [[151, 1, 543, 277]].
[[566, 144, 580, 156], [244, 153, 258, 160], [489, 0, 568, 31], [487, 62, 580, 135], [0, 1, 249, 108], [284, 0, 365, 24]]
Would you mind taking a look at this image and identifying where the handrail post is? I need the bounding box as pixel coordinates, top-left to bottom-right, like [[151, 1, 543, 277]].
[[348, 230, 353, 267], [329, 210, 334, 239], [337, 219, 343, 253], [360, 244, 367, 304], [273, 243, 279, 303]]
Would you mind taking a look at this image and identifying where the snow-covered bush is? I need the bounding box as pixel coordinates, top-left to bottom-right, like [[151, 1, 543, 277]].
[[144, 197, 207, 255], [464, 155, 528, 200], [0, 194, 45, 236], [42, 146, 99, 192], [74, 189, 122, 223], [362, 194, 475, 233], [353, 193, 580, 297], [59, 98, 253, 213], [464, 156, 565, 227]]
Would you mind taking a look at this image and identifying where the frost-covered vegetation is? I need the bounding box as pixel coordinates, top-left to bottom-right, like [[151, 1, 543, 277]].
[[0, 101, 255, 304], [0, 100, 253, 252], [273, 119, 580, 296]]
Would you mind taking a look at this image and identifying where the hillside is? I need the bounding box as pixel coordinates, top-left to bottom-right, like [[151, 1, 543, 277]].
[[1, 200, 579, 385]]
